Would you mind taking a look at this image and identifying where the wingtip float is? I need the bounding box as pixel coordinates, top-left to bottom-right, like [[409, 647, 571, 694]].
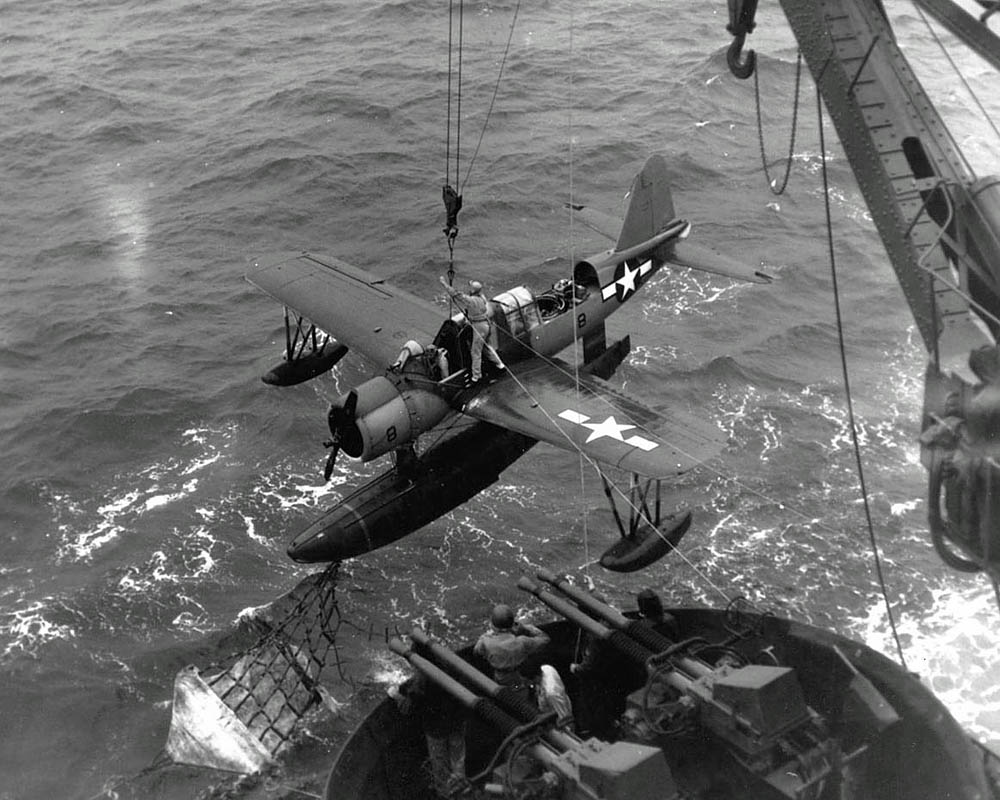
[[261, 341, 348, 386]]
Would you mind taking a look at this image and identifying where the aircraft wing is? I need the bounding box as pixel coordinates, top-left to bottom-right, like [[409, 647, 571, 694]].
[[462, 357, 724, 478], [246, 253, 445, 367]]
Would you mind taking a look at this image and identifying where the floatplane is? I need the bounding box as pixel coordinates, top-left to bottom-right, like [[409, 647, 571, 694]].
[[247, 154, 770, 568]]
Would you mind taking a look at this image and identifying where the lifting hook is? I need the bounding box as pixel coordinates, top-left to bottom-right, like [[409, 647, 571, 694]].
[[727, 33, 756, 80], [726, 0, 759, 79]]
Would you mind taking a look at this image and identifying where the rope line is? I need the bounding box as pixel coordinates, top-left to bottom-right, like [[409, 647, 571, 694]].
[[456, 0, 463, 183], [565, 2, 592, 581], [445, 0, 457, 188], [462, 0, 522, 192], [817, 92, 908, 669]]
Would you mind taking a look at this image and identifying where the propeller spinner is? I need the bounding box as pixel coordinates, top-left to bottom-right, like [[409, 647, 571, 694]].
[[324, 389, 358, 480]]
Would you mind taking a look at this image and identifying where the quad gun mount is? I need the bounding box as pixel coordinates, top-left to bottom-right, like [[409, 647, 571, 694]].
[[390, 571, 899, 800], [520, 571, 846, 800], [391, 633, 677, 800]]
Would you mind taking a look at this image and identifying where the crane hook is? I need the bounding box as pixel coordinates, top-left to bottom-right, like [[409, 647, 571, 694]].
[[726, 0, 759, 79], [727, 32, 756, 79]]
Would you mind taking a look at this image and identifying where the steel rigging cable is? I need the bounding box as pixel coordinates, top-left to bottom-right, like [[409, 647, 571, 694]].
[[816, 90, 908, 670], [442, 0, 465, 288], [441, 0, 522, 285], [750, 42, 908, 665]]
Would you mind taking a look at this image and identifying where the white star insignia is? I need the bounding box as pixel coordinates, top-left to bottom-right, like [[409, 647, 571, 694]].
[[558, 409, 659, 451], [600, 259, 653, 301], [617, 262, 639, 296], [582, 415, 635, 443]]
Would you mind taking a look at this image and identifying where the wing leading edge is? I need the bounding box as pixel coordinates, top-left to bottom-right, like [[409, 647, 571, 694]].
[[246, 253, 445, 367], [463, 358, 724, 478]]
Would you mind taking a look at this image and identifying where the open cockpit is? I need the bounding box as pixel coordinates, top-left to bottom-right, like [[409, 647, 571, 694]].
[[432, 278, 593, 378]]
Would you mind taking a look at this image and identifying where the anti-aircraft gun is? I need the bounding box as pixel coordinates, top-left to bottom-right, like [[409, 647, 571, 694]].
[[387, 574, 902, 800], [390, 629, 679, 800], [518, 570, 898, 800]]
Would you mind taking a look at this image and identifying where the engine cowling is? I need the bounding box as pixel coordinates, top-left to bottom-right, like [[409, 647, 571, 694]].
[[329, 376, 452, 462]]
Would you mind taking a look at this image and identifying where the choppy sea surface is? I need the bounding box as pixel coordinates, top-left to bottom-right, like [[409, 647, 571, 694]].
[[2, 1, 999, 798]]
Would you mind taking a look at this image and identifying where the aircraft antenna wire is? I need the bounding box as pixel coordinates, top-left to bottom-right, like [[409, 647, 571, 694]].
[[817, 92, 908, 670]]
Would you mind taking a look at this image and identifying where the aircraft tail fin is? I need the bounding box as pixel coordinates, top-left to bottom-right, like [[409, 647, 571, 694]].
[[615, 155, 676, 252]]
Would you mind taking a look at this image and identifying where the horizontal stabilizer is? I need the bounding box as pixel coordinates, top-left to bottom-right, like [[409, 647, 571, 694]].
[[568, 203, 772, 284], [595, 220, 690, 272], [669, 240, 773, 284], [567, 203, 620, 242]]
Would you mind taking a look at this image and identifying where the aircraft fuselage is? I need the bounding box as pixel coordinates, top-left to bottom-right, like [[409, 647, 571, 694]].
[[490, 221, 688, 366]]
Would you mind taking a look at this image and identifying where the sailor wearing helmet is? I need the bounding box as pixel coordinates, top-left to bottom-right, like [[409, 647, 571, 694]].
[[473, 604, 550, 693], [439, 276, 506, 386]]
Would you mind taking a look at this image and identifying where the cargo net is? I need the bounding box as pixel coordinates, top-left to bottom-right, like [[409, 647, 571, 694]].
[[164, 563, 349, 773]]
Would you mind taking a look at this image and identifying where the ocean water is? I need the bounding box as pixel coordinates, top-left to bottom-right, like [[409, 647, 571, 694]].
[[1, 1, 998, 798]]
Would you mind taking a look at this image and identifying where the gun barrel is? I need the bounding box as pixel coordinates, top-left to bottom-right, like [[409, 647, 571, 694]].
[[388, 638, 480, 710], [535, 569, 631, 629], [410, 626, 577, 752], [390, 638, 578, 783], [517, 576, 614, 641], [534, 570, 711, 681], [410, 627, 498, 697]]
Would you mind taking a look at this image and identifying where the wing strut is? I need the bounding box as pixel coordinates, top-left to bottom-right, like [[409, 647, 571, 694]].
[[597, 471, 693, 573]]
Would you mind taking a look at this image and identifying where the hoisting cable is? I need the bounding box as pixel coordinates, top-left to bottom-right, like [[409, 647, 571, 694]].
[[817, 91, 908, 670], [754, 50, 803, 195], [443, 0, 465, 291], [442, 1, 521, 302]]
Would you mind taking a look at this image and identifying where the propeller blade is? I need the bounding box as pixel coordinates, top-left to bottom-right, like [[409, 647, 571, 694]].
[[344, 389, 358, 418], [322, 389, 359, 481], [323, 441, 339, 481]]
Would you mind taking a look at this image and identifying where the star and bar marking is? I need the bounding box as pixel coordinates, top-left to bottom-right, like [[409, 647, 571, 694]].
[[600, 259, 653, 302], [558, 409, 658, 451]]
